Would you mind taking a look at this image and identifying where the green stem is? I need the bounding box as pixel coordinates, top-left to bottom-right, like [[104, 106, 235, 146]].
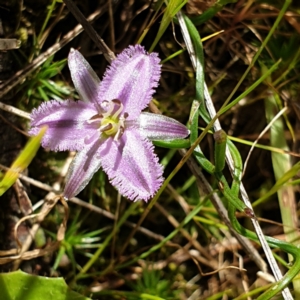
[[37, 0, 57, 46], [214, 130, 227, 173]]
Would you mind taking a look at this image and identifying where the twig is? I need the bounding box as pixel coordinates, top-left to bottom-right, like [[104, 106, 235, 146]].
[[0, 102, 30, 119], [0, 39, 20, 50], [243, 107, 287, 176], [155, 202, 214, 262], [0, 113, 29, 136], [63, 0, 115, 63], [108, 0, 115, 52], [0, 195, 64, 265]]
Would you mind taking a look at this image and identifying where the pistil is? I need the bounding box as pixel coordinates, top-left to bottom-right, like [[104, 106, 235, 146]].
[[87, 99, 128, 140]]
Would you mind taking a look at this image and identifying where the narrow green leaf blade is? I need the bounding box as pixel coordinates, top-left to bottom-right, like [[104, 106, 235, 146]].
[[0, 127, 46, 196], [149, 0, 187, 51]]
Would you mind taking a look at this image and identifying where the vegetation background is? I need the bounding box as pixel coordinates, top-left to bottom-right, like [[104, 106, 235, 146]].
[[0, 0, 300, 299]]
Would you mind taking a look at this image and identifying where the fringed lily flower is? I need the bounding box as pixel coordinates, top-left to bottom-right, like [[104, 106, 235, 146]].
[[29, 45, 189, 201]]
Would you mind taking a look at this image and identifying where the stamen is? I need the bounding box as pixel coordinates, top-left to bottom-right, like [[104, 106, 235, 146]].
[[111, 99, 123, 119], [87, 114, 103, 124], [114, 125, 124, 141], [102, 100, 115, 117], [112, 99, 121, 106]]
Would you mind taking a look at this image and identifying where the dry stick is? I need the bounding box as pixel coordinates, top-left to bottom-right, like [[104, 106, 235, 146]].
[[166, 184, 190, 214], [0, 39, 20, 50], [155, 202, 214, 262], [11, 195, 64, 269], [0, 102, 30, 119], [177, 10, 292, 300], [0, 5, 107, 99], [108, 0, 116, 52], [0, 113, 29, 137], [63, 0, 115, 63], [243, 107, 288, 177], [0, 195, 63, 265]]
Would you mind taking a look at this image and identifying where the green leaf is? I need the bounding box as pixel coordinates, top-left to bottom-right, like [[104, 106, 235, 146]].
[[153, 138, 190, 149], [190, 0, 238, 26], [182, 14, 210, 123], [0, 270, 91, 300], [149, 0, 187, 51], [0, 127, 46, 196]]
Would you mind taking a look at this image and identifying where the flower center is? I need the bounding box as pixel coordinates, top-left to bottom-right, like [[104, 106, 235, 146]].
[[87, 99, 128, 141]]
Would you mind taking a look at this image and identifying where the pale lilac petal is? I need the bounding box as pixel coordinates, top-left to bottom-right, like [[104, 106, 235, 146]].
[[29, 46, 185, 202], [64, 139, 103, 199], [29, 100, 98, 151], [137, 112, 190, 140], [68, 49, 101, 107], [99, 45, 161, 118], [99, 129, 163, 201]]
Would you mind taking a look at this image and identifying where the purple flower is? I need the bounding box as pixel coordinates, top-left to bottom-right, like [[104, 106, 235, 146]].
[[29, 45, 189, 201]]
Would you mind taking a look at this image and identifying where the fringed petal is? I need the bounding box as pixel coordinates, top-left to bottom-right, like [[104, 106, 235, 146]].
[[99, 45, 161, 118], [63, 139, 103, 199], [99, 129, 163, 201], [68, 49, 101, 107], [29, 100, 98, 151], [138, 112, 190, 140]]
